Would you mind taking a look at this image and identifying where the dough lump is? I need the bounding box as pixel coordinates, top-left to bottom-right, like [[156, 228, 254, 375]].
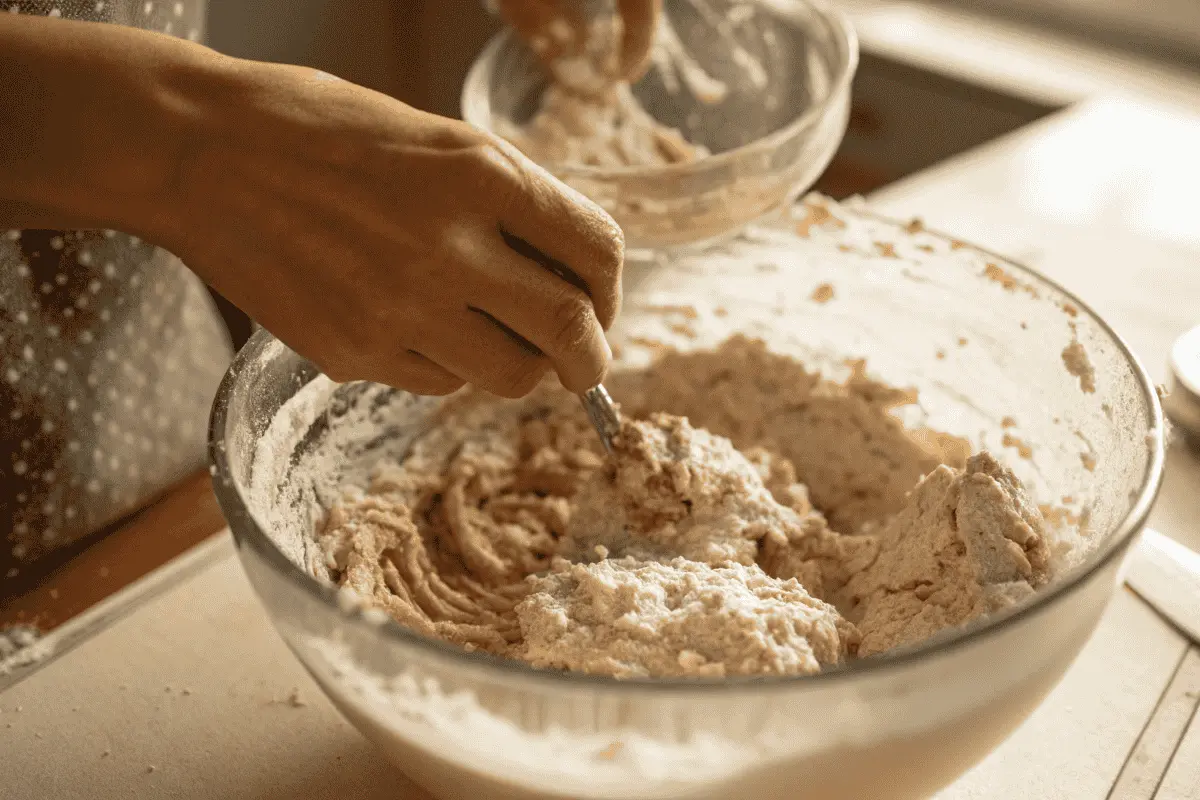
[[843, 453, 1052, 657], [500, 84, 706, 169], [518, 557, 855, 678], [497, 10, 705, 169], [564, 412, 811, 567]]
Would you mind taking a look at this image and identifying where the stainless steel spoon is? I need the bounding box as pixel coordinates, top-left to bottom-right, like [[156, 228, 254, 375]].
[[580, 384, 622, 453]]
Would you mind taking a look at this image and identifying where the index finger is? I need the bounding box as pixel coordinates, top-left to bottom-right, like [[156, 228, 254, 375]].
[[490, 142, 625, 331]]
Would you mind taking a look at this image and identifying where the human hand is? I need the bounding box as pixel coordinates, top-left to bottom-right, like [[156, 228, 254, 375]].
[[162, 62, 623, 398], [495, 0, 662, 87]]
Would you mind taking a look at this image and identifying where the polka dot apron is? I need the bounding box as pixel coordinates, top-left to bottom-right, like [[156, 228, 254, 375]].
[[1, 0, 232, 587]]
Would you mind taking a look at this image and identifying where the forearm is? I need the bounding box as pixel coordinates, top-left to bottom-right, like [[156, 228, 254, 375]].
[[0, 13, 223, 238]]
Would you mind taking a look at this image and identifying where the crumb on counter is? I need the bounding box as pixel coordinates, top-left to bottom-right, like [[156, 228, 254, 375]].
[[795, 201, 845, 238], [810, 283, 835, 304], [1001, 433, 1034, 460]]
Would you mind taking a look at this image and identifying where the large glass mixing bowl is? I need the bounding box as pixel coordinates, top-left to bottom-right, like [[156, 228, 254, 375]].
[[461, 0, 856, 256], [209, 201, 1165, 800]]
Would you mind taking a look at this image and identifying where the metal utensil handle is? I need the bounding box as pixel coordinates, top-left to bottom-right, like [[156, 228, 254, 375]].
[[581, 384, 621, 453]]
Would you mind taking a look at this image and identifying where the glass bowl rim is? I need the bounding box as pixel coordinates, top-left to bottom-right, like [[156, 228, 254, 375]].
[[459, 0, 860, 181], [208, 214, 1166, 695]]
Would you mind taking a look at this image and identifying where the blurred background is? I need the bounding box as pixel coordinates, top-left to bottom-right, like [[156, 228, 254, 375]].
[[199, 0, 1200, 348], [203, 0, 1200, 121]]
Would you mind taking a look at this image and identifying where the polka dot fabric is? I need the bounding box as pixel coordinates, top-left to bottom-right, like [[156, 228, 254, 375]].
[[1, 0, 230, 586], [4, 0, 205, 42]]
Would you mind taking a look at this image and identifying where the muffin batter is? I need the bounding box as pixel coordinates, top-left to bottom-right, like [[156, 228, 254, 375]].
[[497, 9, 707, 168], [318, 336, 1053, 678], [498, 83, 706, 168]]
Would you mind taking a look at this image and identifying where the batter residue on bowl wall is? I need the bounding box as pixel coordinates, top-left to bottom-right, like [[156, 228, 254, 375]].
[[318, 336, 1054, 679]]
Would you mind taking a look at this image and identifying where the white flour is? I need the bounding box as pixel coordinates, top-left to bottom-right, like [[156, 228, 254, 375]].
[[0, 625, 54, 678]]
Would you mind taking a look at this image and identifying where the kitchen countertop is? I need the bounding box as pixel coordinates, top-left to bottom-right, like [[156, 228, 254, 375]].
[[0, 529, 1194, 800], [6, 6, 1200, 798]]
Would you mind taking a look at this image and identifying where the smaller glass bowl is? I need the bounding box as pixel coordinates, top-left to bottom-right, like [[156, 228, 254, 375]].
[[461, 0, 857, 255]]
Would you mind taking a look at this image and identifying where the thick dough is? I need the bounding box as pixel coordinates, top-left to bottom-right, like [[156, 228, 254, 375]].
[[318, 337, 1052, 678], [499, 84, 706, 168], [518, 557, 855, 678]]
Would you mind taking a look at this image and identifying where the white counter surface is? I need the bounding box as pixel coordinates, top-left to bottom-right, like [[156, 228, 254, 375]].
[[0, 524, 1196, 800]]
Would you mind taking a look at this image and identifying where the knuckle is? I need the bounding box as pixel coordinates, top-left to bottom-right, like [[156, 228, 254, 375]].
[[465, 140, 526, 209], [563, 208, 624, 328], [593, 217, 624, 284], [488, 354, 548, 399], [604, 284, 623, 329], [607, 222, 625, 273], [593, 266, 623, 330], [550, 292, 596, 351]]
